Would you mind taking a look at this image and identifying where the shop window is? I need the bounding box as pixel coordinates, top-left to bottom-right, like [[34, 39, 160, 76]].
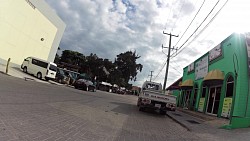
[[183, 90, 191, 109], [226, 76, 234, 97], [201, 87, 206, 97]]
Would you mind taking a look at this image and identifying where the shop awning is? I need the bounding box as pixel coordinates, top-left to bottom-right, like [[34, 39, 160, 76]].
[[203, 69, 224, 86], [180, 79, 193, 89], [204, 69, 224, 81]]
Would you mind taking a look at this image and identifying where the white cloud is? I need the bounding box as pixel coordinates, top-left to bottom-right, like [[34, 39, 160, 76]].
[[45, 0, 249, 88]]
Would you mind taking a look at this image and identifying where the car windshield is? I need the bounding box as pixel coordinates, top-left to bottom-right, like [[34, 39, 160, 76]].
[[146, 83, 159, 90], [78, 74, 91, 81], [58, 69, 65, 75]]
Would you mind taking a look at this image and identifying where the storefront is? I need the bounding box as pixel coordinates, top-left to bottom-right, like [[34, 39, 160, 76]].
[[177, 33, 250, 129]]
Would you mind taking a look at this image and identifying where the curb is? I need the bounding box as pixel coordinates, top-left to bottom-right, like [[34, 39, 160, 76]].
[[48, 80, 64, 86], [0, 71, 10, 76], [166, 113, 191, 131]]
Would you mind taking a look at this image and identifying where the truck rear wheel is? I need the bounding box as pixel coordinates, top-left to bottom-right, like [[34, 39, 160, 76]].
[[160, 110, 166, 115], [139, 107, 144, 111]]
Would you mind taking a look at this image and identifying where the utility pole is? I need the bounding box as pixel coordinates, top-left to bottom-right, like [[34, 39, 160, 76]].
[[162, 31, 178, 93], [148, 71, 153, 82]]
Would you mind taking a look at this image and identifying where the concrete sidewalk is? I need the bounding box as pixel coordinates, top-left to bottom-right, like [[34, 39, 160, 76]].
[[0, 64, 62, 85], [167, 109, 250, 141]]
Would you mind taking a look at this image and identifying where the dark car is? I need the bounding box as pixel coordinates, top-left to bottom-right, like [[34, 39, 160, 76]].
[[74, 74, 96, 92], [63, 70, 80, 85], [55, 68, 70, 84]]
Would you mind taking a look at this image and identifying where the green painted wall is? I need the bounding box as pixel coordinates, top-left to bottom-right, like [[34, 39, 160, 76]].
[[180, 33, 250, 128]]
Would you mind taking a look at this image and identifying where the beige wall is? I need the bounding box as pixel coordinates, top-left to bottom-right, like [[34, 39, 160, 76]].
[[0, 0, 57, 65]]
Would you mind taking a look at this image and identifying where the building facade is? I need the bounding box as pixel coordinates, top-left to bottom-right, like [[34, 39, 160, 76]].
[[177, 33, 250, 129], [0, 0, 66, 66]]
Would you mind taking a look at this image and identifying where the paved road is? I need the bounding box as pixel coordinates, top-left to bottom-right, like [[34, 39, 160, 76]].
[[0, 73, 201, 141]]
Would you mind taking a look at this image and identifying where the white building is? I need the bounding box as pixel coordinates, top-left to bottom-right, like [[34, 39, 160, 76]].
[[0, 0, 66, 66]]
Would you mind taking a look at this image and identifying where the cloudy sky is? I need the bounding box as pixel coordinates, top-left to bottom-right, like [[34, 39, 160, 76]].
[[45, 0, 250, 87]]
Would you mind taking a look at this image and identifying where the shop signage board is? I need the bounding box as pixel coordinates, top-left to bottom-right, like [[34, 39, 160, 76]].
[[245, 33, 250, 76], [198, 98, 205, 112], [195, 56, 208, 80], [188, 62, 194, 73], [209, 44, 222, 62], [221, 97, 232, 118]]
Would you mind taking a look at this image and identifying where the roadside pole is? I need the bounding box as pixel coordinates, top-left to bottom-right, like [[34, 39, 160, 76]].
[[149, 71, 153, 82], [6, 58, 11, 74], [162, 32, 178, 93]]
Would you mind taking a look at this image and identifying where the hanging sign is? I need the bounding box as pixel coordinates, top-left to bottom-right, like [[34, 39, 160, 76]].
[[221, 98, 232, 118], [195, 56, 208, 80], [198, 98, 205, 112]]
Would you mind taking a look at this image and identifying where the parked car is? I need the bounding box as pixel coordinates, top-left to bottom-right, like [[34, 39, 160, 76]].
[[55, 68, 70, 84], [63, 70, 80, 85], [74, 74, 96, 92]]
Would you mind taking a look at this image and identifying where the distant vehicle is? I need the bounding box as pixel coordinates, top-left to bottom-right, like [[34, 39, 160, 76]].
[[55, 68, 70, 84], [74, 74, 96, 92], [63, 69, 80, 85], [137, 81, 176, 115], [21, 57, 57, 80]]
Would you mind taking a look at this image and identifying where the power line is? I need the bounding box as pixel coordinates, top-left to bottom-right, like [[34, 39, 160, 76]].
[[169, 64, 182, 74], [153, 58, 167, 81], [172, 0, 220, 57], [152, 44, 172, 81], [171, 60, 183, 70], [171, 0, 229, 58], [164, 0, 174, 30], [174, 0, 206, 47], [156, 1, 179, 81], [171, 0, 186, 32]]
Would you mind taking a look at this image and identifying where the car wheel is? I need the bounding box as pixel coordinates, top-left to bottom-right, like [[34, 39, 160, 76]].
[[37, 72, 42, 79], [23, 67, 27, 73], [137, 98, 142, 107], [58, 79, 62, 83]]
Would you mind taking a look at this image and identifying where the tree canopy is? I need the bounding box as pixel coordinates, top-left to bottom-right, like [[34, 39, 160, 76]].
[[56, 50, 143, 88]]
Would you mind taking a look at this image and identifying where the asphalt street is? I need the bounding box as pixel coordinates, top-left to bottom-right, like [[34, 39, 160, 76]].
[[0, 73, 204, 141]]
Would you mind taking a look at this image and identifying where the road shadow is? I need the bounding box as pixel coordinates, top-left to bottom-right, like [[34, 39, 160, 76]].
[[0, 71, 10, 76], [110, 101, 165, 117]]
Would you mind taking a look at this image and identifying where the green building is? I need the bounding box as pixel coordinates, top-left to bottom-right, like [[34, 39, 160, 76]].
[[176, 33, 250, 129]]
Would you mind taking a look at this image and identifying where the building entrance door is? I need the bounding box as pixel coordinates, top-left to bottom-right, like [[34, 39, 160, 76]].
[[206, 86, 221, 115]]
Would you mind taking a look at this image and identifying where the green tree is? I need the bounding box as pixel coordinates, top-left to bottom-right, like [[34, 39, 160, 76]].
[[54, 47, 61, 64], [60, 50, 85, 66], [114, 51, 143, 84]]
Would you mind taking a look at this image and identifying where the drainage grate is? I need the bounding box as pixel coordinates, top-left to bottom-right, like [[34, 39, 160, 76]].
[[172, 113, 182, 116], [186, 120, 200, 124]]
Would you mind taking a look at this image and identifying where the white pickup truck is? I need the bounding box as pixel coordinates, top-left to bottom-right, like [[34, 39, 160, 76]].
[[137, 81, 176, 115]]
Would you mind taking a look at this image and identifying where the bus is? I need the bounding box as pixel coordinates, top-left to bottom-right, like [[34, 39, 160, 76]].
[[21, 57, 57, 80]]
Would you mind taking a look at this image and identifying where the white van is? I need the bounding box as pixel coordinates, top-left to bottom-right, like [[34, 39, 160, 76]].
[[21, 57, 57, 80]]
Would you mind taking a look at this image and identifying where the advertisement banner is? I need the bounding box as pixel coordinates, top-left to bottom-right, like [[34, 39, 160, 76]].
[[221, 98, 232, 118], [195, 56, 208, 80], [198, 98, 205, 112], [188, 62, 194, 73], [209, 44, 222, 62]]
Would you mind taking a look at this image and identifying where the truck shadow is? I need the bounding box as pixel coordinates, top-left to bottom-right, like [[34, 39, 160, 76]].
[[110, 101, 165, 117]]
